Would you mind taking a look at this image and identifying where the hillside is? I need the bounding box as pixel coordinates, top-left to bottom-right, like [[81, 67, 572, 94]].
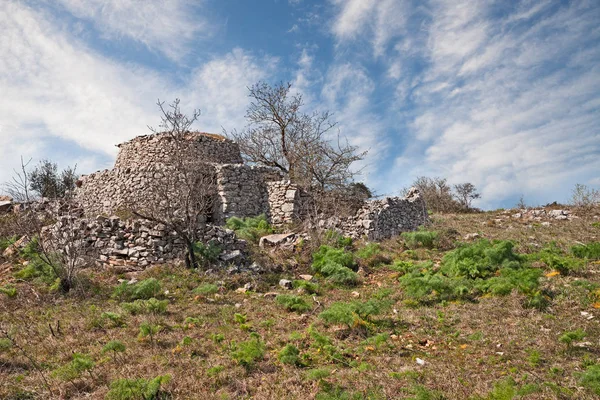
[[1, 206, 599, 399]]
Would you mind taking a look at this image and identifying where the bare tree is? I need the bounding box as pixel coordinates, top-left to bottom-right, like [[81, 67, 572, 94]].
[[453, 182, 481, 210], [228, 81, 366, 192], [570, 183, 600, 208], [2, 178, 94, 293], [4, 156, 33, 202], [127, 99, 217, 269], [410, 176, 461, 213]]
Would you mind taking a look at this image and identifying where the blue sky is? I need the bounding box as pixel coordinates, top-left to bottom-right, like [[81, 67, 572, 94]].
[[1, 0, 599, 209]]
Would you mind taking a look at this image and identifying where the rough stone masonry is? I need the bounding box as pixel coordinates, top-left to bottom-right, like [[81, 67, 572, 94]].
[[67, 131, 429, 267]]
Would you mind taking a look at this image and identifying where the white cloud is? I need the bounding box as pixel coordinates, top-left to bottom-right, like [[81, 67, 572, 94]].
[[0, 2, 276, 190], [329, 0, 600, 206], [51, 0, 209, 61]]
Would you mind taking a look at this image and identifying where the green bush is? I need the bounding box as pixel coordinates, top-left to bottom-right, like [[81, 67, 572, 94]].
[[276, 294, 312, 313], [0, 236, 17, 252], [230, 333, 265, 368], [192, 242, 221, 266], [121, 298, 168, 315], [306, 367, 331, 381], [278, 344, 303, 366], [106, 375, 171, 400], [530, 242, 584, 275], [312, 245, 358, 285], [101, 312, 126, 327], [53, 353, 95, 381], [192, 283, 219, 296], [293, 280, 320, 294], [579, 364, 600, 395], [113, 279, 162, 301], [390, 260, 417, 274], [138, 322, 161, 343], [399, 240, 544, 307], [0, 284, 17, 298], [225, 214, 273, 243], [356, 243, 391, 268], [571, 242, 600, 260], [401, 229, 439, 249], [313, 245, 355, 270], [102, 340, 126, 356], [441, 240, 523, 279], [559, 329, 586, 347], [14, 238, 57, 285], [323, 230, 353, 248], [319, 298, 392, 330]]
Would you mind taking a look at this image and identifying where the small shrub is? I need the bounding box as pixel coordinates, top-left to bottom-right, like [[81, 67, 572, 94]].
[[320, 263, 359, 285], [225, 214, 273, 243], [306, 368, 331, 381], [53, 353, 95, 381], [571, 242, 600, 260], [230, 333, 265, 368], [211, 333, 225, 343], [390, 260, 417, 274], [102, 341, 126, 360], [101, 312, 126, 327], [319, 298, 392, 331], [193, 242, 221, 266], [278, 344, 303, 366], [113, 278, 162, 301], [121, 298, 169, 315], [193, 283, 219, 296], [0, 338, 13, 351], [530, 242, 584, 275], [0, 284, 17, 298], [106, 375, 171, 400], [323, 230, 353, 249], [139, 322, 161, 344], [293, 280, 320, 294], [313, 245, 355, 271], [276, 294, 312, 313], [579, 364, 600, 395], [405, 384, 446, 400], [559, 329, 586, 348], [401, 229, 439, 249], [14, 238, 57, 285], [399, 240, 544, 307], [356, 243, 391, 267], [312, 246, 358, 285], [207, 366, 224, 377]]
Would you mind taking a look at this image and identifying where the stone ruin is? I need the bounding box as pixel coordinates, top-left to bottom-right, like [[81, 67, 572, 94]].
[[4, 132, 429, 269]]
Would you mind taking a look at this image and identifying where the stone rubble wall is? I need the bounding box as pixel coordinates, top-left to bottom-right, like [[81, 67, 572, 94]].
[[115, 132, 242, 169], [320, 188, 430, 240], [266, 181, 313, 226], [46, 215, 247, 269], [213, 164, 275, 223]]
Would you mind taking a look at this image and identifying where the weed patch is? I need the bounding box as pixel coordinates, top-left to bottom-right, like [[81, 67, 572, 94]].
[[399, 240, 545, 307], [113, 279, 162, 301], [276, 294, 312, 313], [106, 375, 171, 400], [312, 245, 358, 285], [225, 214, 273, 243], [401, 229, 439, 249]]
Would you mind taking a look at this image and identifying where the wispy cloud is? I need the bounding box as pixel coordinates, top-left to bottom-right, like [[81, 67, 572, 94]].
[[52, 0, 209, 61], [0, 2, 276, 186], [329, 0, 600, 206]]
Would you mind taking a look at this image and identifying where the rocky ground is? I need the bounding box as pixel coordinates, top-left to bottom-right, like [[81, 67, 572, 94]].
[[0, 205, 599, 399]]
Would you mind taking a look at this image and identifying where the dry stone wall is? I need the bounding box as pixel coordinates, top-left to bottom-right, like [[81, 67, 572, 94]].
[[266, 181, 313, 226], [47, 215, 247, 269], [115, 132, 242, 169], [321, 188, 429, 240]]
